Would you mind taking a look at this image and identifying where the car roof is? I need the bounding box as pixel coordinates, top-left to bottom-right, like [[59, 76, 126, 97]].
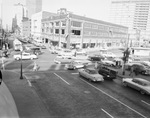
[[86, 68, 96, 71], [133, 78, 150, 84]]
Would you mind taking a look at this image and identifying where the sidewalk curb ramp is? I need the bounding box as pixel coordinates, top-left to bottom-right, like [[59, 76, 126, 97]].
[[2, 70, 50, 118]]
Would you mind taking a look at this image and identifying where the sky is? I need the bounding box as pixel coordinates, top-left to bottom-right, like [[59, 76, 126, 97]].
[[0, 0, 111, 29]]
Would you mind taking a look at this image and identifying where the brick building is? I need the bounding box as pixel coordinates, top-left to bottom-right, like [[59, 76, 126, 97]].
[[41, 9, 128, 49]]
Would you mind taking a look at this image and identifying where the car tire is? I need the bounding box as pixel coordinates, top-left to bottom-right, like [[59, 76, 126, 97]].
[[123, 82, 127, 87], [140, 90, 146, 95]]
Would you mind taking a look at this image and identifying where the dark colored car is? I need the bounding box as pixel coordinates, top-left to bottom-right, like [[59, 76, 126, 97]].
[[98, 66, 118, 80], [88, 54, 105, 61], [125, 63, 150, 75]]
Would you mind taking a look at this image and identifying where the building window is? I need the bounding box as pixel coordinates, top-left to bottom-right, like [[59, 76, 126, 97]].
[[62, 21, 66, 26], [55, 22, 59, 26], [71, 21, 82, 27], [55, 29, 59, 34], [71, 30, 81, 35], [84, 23, 91, 28], [62, 29, 65, 34], [50, 29, 53, 33]]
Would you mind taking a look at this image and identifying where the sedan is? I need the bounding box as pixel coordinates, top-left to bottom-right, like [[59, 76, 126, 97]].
[[65, 60, 86, 70], [78, 68, 104, 82], [122, 78, 150, 95], [14, 52, 37, 60], [101, 60, 116, 67]]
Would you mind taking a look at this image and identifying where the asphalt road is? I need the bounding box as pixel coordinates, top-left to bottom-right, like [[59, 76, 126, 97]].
[[3, 47, 150, 118], [24, 70, 150, 118]]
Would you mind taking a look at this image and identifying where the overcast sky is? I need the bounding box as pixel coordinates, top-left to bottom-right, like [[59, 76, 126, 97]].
[[0, 0, 111, 29]]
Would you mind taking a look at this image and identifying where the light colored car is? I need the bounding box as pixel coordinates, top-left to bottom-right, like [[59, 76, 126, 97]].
[[101, 52, 116, 58], [101, 59, 116, 66], [78, 68, 104, 82], [58, 49, 74, 59], [75, 49, 87, 55], [65, 60, 86, 70], [122, 78, 150, 95], [51, 48, 62, 54], [54, 58, 72, 64], [14, 52, 37, 60]]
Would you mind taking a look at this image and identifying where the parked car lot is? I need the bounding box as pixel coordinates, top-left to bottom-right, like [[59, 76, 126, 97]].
[[78, 68, 104, 82], [122, 77, 150, 95]]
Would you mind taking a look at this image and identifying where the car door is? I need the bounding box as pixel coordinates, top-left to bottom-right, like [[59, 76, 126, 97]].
[[23, 53, 30, 59], [129, 79, 140, 90]]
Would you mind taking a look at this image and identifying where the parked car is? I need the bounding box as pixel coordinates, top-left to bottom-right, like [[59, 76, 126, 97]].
[[125, 62, 150, 75], [51, 48, 62, 54], [88, 54, 105, 61], [65, 60, 87, 70], [14, 52, 38, 60], [98, 66, 118, 80], [101, 51, 116, 58], [54, 58, 72, 64], [78, 68, 104, 82], [58, 49, 74, 59], [75, 49, 87, 56], [122, 77, 150, 95], [101, 59, 116, 67]]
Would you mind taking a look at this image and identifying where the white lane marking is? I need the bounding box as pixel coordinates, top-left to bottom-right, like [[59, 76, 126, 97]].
[[27, 80, 32, 87], [101, 108, 114, 118], [80, 78, 147, 118], [71, 73, 78, 74], [54, 73, 70, 85], [141, 100, 150, 106]]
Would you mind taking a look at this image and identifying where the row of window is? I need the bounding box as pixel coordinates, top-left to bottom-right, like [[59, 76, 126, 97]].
[[83, 31, 126, 38]]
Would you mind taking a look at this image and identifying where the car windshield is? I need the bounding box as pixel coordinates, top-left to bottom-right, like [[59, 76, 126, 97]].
[[89, 70, 98, 74]]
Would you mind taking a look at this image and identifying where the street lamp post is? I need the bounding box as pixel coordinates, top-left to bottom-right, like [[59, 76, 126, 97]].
[[20, 46, 23, 79]]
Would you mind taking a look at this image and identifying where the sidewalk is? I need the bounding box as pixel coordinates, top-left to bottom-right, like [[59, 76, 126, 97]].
[[2, 70, 49, 118]]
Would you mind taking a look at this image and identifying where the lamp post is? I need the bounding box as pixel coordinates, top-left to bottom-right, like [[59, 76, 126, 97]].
[[20, 46, 23, 79]]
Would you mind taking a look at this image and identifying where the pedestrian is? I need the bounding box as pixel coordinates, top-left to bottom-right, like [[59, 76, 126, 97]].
[[33, 61, 38, 71], [95, 61, 98, 69], [129, 66, 134, 77], [134, 67, 139, 76]]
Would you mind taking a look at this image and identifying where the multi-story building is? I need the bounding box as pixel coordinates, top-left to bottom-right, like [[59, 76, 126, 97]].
[[31, 11, 56, 42], [22, 17, 31, 37], [41, 9, 128, 49], [26, 0, 42, 18], [109, 0, 150, 47]]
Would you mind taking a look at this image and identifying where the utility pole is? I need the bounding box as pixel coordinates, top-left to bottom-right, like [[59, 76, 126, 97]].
[[122, 48, 130, 75]]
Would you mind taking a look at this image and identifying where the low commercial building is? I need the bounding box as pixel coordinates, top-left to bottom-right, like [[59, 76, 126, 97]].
[[31, 11, 57, 43], [41, 9, 128, 49]]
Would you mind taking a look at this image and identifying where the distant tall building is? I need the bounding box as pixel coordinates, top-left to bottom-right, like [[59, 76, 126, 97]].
[[109, 0, 150, 46], [26, 0, 42, 18]]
